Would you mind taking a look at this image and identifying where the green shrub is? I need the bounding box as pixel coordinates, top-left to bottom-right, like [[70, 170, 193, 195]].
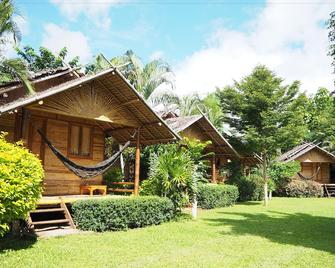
[[227, 174, 263, 202], [197, 184, 239, 209], [72, 196, 175, 232], [279, 179, 324, 197], [147, 143, 199, 211], [0, 133, 44, 237]]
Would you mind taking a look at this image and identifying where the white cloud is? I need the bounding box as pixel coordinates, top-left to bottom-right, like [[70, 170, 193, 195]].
[[14, 15, 29, 36], [149, 50, 165, 61], [0, 16, 30, 58], [51, 0, 122, 30], [176, 0, 334, 96], [41, 23, 92, 63]]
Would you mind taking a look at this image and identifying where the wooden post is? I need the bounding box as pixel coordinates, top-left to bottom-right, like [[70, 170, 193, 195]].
[[212, 155, 217, 183], [134, 128, 140, 195]]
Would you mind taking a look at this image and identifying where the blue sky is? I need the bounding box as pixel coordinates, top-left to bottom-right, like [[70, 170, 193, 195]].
[[13, 1, 335, 95]]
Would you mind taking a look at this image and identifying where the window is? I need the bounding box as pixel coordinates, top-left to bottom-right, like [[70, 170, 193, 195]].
[[68, 124, 92, 158]]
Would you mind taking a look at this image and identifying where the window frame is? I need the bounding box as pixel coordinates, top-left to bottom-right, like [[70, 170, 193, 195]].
[[68, 123, 93, 159]]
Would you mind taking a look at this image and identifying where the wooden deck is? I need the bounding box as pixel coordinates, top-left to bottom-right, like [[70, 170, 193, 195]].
[[38, 194, 124, 205]]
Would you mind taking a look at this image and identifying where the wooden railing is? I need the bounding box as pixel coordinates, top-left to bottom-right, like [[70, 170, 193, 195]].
[[108, 181, 135, 194]]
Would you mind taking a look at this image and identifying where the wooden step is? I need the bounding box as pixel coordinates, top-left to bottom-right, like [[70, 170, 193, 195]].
[[32, 208, 65, 213], [31, 219, 70, 225]]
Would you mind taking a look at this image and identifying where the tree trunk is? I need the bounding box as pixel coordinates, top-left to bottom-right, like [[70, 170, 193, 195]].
[[262, 154, 268, 206], [192, 195, 197, 219], [11, 220, 22, 237], [269, 191, 272, 200]]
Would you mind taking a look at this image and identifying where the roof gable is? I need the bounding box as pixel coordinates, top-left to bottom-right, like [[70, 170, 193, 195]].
[[277, 142, 335, 163], [0, 68, 180, 145]]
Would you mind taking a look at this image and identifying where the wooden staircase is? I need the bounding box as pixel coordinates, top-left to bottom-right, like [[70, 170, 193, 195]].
[[323, 184, 335, 197], [28, 198, 75, 232]]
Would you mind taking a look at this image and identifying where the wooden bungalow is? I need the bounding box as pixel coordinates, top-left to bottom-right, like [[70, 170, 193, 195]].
[[164, 114, 240, 183], [0, 67, 180, 198], [278, 142, 335, 196]]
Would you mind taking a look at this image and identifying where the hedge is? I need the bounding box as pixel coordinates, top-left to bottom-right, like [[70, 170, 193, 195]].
[[197, 184, 239, 209], [279, 179, 324, 197], [72, 196, 175, 232]]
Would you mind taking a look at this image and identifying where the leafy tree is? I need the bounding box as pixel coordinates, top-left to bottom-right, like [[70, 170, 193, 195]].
[[327, 11, 335, 77], [16, 45, 80, 72], [86, 51, 177, 106], [142, 138, 209, 210], [217, 65, 307, 205], [0, 0, 33, 94], [200, 91, 225, 131], [268, 161, 301, 194], [178, 94, 201, 116], [306, 88, 335, 151], [0, 133, 44, 236]]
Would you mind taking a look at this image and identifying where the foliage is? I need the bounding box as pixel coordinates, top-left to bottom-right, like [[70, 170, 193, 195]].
[[268, 161, 301, 191], [199, 91, 225, 131], [103, 166, 123, 188], [278, 179, 324, 198], [327, 10, 335, 74], [305, 88, 335, 152], [197, 183, 239, 209], [72, 196, 175, 232], [144, 143, 199, 210], [177, 94, 201, 116], [217, 65, 307, 204], [86, 50, 177, 106], [16, 46, 80, 72], [179, 137, 212, 180], [0, 133, 44, 237], [0, 0, 33, 94]]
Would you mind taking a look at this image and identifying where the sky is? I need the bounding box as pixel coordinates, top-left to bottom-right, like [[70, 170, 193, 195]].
[[10, 0, 335, 96]]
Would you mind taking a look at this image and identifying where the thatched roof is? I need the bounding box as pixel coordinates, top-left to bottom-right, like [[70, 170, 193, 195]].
[[277, 142, 335, 162], [165, 115, 240, 158], [0, 67, 180, 145]]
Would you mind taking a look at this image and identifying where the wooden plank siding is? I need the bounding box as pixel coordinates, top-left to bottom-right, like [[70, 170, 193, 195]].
[[294, 148, 335, 184], [0, 109, 105, 196]]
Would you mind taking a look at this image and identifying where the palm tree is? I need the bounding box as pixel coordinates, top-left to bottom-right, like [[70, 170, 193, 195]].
[[87, 50, 177, 106], [178, 94, 201, 116], [0, 0, 34, 94]]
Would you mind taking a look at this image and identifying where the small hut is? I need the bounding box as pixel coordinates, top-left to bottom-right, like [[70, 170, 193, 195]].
[[164, 114, 240, 183], [278, 142, 335, 186], [0, 67, 180, 197]]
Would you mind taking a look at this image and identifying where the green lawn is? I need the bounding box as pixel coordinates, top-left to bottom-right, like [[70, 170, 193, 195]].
[[1, 198, 335, 268]]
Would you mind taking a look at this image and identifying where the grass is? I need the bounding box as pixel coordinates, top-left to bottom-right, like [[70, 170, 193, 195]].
[[1, 198, 335, 268]]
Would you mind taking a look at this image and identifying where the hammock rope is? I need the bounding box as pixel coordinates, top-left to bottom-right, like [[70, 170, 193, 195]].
[[297, 166, 321, 180], [38, 129, 131, 179]]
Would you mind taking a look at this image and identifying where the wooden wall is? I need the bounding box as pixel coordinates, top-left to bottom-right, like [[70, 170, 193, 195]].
[[296, 162, 330, 184], [295, 148, 335, 184], [0, 109, 105, 195]]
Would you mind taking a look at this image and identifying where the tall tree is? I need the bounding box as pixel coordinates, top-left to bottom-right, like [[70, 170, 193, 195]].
[[16, 46, 79, 72], [178, 94, 201, 116], [327, 11, 335, 78], [217, 65, 307, 205], [200, 91, 225, 131], [306, 88, 335, 151], [0, 0, 33, 94], [86, 51, 177, 106]]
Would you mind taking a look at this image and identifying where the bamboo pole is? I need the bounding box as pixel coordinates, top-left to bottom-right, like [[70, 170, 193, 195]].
[[134, 128, 140, 195]]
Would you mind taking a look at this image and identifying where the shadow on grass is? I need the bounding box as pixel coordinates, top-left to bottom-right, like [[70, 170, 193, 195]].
[[204, 210, 335, 255], [0, 235, 37, 253]]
